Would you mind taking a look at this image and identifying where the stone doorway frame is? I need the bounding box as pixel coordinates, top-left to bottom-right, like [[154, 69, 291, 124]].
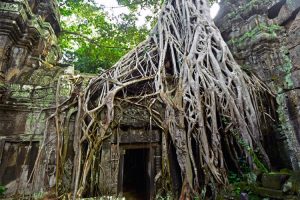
[[117, 143, 156, 200]]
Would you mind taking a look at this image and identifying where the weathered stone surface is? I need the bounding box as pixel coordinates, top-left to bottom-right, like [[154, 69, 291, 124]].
[[253, 186, 284, 199], [0, 0, 63, 196], [288, 12, 300, 73], [275, 0, 300, 25], [0, 0, 61, 87], [216, 0, 300, 170], [0, 0, 299, 198], [241, 171, 300, 199], [261, 173, 289, 190], [0, 107, 28, 135], [290, 45, 300, 69], [100, 130, 162, 199], [285, 171, 300, 193]]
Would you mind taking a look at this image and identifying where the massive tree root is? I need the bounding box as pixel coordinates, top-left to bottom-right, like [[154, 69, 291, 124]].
[[34, 0, 275, 199]]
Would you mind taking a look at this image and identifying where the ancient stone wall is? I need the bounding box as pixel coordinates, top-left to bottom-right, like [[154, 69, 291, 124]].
[[0, 0, 60, 86], [0, 76, 75, 196], [215, 0, 300, 170], [1, 0, 299, 197], [0, 0, 63, 196]]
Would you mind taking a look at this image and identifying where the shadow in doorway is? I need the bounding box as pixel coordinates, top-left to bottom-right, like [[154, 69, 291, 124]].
[[123, 148, 150, 200]]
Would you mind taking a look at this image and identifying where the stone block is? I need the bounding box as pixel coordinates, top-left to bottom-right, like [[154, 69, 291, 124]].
[[285, 171, 300, 193], [253, 186, 284, 199], [0, 109, 28, 135], [261, 173, 290, 190]]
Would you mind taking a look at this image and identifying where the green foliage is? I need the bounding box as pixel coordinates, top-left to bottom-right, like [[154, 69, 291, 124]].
[[58, 0, 149, 73], [232, 129, 268, 173], [228, 23, 282, 46], [58, 0, 220, 73], [117, 0, 164, 10], [0, 185, 6, 196], [273, 48, 294, 160], [280, 47, 293, 89], [227, 170, 261, 198], [32, 191, 46, 200], [249, 150, 268, 173], [228, 171, 242, 184], [117, 0, 218, 9], [156, 192, 174, 200], [222, 115, 268, 174]]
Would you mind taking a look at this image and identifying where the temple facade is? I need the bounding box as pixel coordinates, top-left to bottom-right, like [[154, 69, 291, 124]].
[[215, 0, 300, 170], [0, 0, 62, 196], [0, 0, 300, 199]]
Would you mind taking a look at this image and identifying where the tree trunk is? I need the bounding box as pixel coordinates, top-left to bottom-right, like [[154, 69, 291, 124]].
[[34, 0, 275, 198]]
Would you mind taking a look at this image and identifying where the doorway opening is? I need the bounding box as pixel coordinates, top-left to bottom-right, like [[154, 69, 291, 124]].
[[122, 148, 150, 200]]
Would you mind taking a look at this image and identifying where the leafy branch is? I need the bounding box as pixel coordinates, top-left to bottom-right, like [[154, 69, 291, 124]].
[[60, 30, 130, 50]]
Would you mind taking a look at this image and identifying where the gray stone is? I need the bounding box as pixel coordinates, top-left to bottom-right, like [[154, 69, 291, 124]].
[[291, 70, 300, 88], [276, 0, 300, 25], [261, 173, 289, 190], [0, 0, 62, 196], [240, 192, 249, 200], [290, 45, 300, 70], [215, 0, 300, 170]]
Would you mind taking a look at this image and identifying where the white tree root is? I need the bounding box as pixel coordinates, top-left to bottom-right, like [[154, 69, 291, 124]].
[[34, 0, 275, 199]]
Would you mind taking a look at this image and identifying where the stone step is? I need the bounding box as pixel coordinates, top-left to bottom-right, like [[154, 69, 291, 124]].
[[253, 186, 284, 199], [261, 173, 290, 190]]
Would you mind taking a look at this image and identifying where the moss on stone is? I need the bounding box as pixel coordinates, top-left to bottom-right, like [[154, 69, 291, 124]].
[[228, 23, 282, 47]]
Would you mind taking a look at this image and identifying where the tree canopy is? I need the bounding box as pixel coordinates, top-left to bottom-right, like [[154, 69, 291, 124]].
[[58, 0, 218, 73], [58, 0, 150, 73]]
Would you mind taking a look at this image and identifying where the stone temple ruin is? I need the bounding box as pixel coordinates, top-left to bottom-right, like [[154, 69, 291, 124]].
[[0, 1, 162, 198], [0, 0, 300, 199], [0, 0, 62, 195], [215, 0, 300, 170]]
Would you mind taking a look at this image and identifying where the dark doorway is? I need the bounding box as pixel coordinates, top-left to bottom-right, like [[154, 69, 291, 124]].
[[122, 148, 150, 200]]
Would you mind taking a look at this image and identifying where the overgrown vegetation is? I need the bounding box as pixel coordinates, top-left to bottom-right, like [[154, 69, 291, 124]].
[[0, 185, 6, 196], [58, 0, 150, 73], [30, 0, 276, 199], [58, 0, 219, 73], [228, 23, 282, 46]]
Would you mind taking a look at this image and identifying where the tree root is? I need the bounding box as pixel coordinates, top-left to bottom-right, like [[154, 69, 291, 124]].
[[33, 0, 276, 198]]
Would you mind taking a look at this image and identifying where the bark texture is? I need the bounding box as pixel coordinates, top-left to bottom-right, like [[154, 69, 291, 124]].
[[34, 0, 276, 198]]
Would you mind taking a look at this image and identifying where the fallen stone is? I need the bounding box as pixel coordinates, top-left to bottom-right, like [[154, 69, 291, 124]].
[[261, 173, 290, 190], [253, 186, 284, 199]]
